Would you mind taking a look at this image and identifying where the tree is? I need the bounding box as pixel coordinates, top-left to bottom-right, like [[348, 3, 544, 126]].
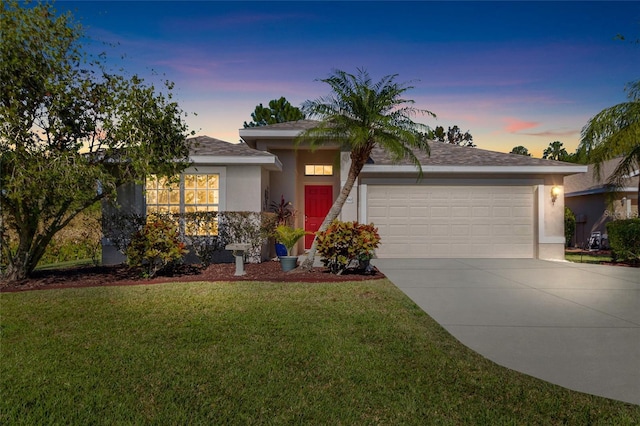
[[579, 80, 640, 199], [510, 146, 531, 156], [542, 141, 569, 161], [243, 96, 305, 128], [0, 1, 192, 280], [297, 68, 434, 270], [431, 125, 475, 147]]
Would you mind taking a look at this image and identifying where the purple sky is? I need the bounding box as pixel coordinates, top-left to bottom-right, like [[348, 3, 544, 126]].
[[59, 1, 639, 157]]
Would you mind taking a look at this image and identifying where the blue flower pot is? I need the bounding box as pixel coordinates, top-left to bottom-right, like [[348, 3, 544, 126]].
[[275, 243, 288, 257]]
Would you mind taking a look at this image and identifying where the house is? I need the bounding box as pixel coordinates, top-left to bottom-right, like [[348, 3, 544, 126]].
[[564, 157, 639, 248], [103, 120, 587, 264], [101, 136, 281, 264]]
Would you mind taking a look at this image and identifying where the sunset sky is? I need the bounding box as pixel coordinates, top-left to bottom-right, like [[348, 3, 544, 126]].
[[59, 1, 639, 157]]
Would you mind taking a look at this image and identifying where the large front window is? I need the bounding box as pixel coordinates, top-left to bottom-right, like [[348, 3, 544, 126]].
[[145, 175, 181, 214], [184, 174, 219, 213], [145, 173, 220, 234]]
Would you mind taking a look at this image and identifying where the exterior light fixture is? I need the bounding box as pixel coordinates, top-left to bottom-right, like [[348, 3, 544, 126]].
[[551, 185, 561, 205]]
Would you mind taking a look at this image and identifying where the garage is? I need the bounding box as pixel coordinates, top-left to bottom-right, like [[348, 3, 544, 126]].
[[367, 185, 535, 258]]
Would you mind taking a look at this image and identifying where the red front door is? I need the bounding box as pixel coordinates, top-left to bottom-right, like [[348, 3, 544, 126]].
[[304, 185, 333, 249]]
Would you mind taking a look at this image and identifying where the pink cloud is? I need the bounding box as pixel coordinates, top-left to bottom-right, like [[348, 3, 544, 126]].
[[521, 129, 580, 138], [504, 118, 539, 133]]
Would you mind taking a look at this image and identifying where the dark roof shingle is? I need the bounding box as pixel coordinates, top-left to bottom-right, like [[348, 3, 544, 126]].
[[187, 136, 274, 158], [370, 141, 577, 168]]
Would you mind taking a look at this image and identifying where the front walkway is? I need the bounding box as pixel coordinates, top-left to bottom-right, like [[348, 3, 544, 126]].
[[372, 258, 640, 405]]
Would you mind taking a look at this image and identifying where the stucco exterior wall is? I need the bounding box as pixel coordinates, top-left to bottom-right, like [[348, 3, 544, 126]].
[[534, 180, 566, 260], [226, 165, 263, 211], [269, 149, 297, 216]]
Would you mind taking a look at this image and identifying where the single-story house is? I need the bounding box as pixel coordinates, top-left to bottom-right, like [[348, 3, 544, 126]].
[[103, 120, 587, 264], [564, 157, 639, 248]]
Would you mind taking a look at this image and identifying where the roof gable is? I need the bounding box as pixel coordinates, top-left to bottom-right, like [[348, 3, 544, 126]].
[[238, 120, 586, 175], [187, 136, 281, 170], [188, 136, 274, 157], [564, 157, 639, 195]]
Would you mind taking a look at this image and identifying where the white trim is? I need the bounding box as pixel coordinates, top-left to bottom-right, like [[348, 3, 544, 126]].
[[537, 184, 565, 244], [179, 166, 227, 211], [361, 177, 543, 186], [189, 155, 282, 171], [239, 129, 302, 139], [362, 164, 587, 175], [359, 184, 367, 223], [565, 186, 636, 197]]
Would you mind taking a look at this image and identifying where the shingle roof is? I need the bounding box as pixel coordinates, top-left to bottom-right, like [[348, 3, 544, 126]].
[[187, 136, 275, 158], [369, 141, 575, 168], [241, 120, 580, 169], [564, 157, 639, 195]]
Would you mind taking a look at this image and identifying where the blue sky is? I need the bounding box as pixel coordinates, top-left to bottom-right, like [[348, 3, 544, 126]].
[[59, 1, 639, 157]]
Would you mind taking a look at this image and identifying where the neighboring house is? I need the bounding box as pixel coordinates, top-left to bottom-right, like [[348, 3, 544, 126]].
[[103, 120, 587, 264], [564, 157, 639, 248]]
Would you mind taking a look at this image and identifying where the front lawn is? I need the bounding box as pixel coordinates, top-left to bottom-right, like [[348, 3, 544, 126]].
[[565, 250, 613, 264], [1, 280, 638, 424]]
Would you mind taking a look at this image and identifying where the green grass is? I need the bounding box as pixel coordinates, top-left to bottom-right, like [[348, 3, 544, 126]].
[[35, 258, 96, 271], [2, 280, 638, 424], [565, 251, 613, 264]]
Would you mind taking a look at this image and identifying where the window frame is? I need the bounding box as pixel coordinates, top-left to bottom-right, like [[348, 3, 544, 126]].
[[304, 164, 334, 176], [144, 167, 226, 235]]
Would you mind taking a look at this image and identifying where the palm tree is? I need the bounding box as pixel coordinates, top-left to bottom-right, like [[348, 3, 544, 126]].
[[542, 141, 569, 160], [297, 68, 434, 270], [580, 80, 640, 199]]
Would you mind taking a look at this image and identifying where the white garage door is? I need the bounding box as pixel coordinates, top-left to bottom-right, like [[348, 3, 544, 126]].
[[367, 185, 534, 258]]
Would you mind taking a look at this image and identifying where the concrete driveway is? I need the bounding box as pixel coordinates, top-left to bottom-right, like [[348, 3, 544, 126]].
[[372, 258, 640, 405]]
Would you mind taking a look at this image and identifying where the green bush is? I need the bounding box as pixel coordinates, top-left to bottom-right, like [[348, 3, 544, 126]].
[[316, 221, 381, 275], [606, 218, 640, 264], [126, 215, 188, 277], [105, 211, 277, 266], [564, 207, 576, 248]]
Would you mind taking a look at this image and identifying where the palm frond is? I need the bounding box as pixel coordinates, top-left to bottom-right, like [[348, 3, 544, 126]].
[[579, 79, 640, 189], [606, 145, 640, 192]]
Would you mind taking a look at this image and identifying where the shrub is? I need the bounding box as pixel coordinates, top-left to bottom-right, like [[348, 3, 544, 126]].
[[316, 221, 381, 275], [179, 211, 223, 266], [218, 212, 276, 263], [565, 207, 576, 248], [606, 218, 640, 264], [126, 215, 188, 277], [105, 210, 277, 266], [102, 210, 147, 255], [270, 195, 295, 226]]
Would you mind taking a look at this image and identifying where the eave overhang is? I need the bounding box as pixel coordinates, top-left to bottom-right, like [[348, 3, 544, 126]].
[[190, 155, 283, 171], [361, 164, 588, 175]]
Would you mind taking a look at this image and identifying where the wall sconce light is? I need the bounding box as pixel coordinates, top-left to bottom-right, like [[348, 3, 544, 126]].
[[551, 185, 561, 205]]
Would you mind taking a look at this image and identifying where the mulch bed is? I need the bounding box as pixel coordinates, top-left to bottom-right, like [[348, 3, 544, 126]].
[[0, 261, 385, 293]]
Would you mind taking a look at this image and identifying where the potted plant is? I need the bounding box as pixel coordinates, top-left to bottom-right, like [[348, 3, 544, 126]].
[[274, 225, 307, 272], [270, 195, 295, 257]]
